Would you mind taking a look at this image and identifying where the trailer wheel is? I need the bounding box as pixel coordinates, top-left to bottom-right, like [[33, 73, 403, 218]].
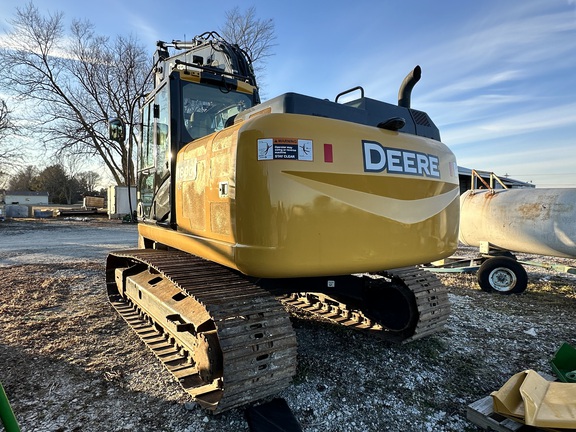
[[477, 257, 527, 294]]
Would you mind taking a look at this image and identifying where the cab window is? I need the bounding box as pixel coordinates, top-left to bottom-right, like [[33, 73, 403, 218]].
[[138, 84, 171, 220], [181, 80, 253, 142]]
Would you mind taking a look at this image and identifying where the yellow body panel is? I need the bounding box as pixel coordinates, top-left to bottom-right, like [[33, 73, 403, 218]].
[[144, 113, 459, 278]]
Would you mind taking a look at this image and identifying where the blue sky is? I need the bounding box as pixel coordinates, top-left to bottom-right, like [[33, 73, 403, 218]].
[[1, 0, 575, 187]]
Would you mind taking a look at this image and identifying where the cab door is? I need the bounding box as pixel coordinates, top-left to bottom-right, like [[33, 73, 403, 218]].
[[138, 84, 171, 224]]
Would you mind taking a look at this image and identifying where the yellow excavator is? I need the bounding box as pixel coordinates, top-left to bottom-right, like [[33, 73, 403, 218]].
[[106, 31, 460, 413]]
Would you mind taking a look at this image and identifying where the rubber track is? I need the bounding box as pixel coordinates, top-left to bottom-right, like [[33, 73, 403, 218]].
[[108, 249, 298, 413], [281, 267, 450, 343]]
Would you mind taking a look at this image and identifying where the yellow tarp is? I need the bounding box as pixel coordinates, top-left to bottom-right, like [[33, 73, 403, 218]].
[[491, 369, 576, 429]]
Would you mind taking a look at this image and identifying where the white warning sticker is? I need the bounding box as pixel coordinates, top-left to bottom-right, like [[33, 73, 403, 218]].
[[258, 138, 313, 161]]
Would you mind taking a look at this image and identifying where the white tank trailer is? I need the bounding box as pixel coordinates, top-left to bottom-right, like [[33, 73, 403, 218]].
[[460, 188, 576, 258], [455, 188, 576, 295]]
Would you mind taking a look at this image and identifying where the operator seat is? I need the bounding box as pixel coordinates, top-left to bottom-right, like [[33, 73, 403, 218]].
[[189, 112, 213, 139]]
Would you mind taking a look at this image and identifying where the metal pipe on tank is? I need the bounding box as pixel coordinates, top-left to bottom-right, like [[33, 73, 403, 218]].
[[459, 188, 576, 258]]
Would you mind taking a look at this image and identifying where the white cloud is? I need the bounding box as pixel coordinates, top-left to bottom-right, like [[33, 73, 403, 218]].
[[444, 102, 576, 146]]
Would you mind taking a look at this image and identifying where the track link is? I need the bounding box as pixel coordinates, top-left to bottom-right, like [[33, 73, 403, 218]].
[[106, 249, 297, 413], [281, 267, 450, 343]]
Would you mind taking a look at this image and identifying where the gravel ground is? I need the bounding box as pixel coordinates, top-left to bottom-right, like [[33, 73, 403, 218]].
[[0, 218, 575, 432]]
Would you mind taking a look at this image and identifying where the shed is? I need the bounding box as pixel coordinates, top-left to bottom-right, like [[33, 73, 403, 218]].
[[5, 190, 50, 205]]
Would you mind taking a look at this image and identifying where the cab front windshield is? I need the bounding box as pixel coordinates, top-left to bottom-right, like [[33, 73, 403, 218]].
[[181, 80, 254, 142]]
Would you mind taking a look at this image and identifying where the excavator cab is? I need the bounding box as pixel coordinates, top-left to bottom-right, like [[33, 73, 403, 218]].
[[132, 37, 260, 227]]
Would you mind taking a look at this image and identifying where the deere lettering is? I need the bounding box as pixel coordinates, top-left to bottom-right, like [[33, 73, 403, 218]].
[[362, 140, 440, 178]]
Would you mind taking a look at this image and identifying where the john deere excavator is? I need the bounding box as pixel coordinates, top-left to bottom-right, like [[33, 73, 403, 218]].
[[106, 31, 460, 413]]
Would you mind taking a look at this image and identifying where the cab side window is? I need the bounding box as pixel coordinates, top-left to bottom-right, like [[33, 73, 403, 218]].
[[138, 103, 154, 218], [138, 85, 171, 220]]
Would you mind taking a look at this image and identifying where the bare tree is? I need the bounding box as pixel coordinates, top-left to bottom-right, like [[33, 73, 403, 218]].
[[7, 165, 38, 191], [0, 99, 20, 171], [34, 164, 79, 204], [0, 2, 150, 187], [220, 6, 276, 73], [0, 173, 8, 190], [77, 170, 101, 194]]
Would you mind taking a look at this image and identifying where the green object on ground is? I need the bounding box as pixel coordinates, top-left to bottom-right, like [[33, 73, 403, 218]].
[[0, 381, 20, 432], [550, 342, 576, 383]]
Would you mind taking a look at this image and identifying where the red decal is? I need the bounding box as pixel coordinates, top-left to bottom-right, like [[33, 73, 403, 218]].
[[324, 144, 333, 163]]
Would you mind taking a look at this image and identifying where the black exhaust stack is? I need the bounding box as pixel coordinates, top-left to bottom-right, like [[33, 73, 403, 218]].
[[398, 65, 421, 109]]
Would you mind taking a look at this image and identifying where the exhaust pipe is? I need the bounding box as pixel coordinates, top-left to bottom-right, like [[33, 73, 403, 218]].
[[398, 65, 421, 108]]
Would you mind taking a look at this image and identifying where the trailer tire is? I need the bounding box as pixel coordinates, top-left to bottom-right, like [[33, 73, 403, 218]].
[[477, 257, 527, 294]]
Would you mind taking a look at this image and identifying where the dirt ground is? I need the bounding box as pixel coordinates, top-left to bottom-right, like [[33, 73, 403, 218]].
[[1, 219, 575, 432]]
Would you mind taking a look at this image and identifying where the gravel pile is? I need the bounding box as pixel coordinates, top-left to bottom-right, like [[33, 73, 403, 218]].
[[1, 219, 575, 431]]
